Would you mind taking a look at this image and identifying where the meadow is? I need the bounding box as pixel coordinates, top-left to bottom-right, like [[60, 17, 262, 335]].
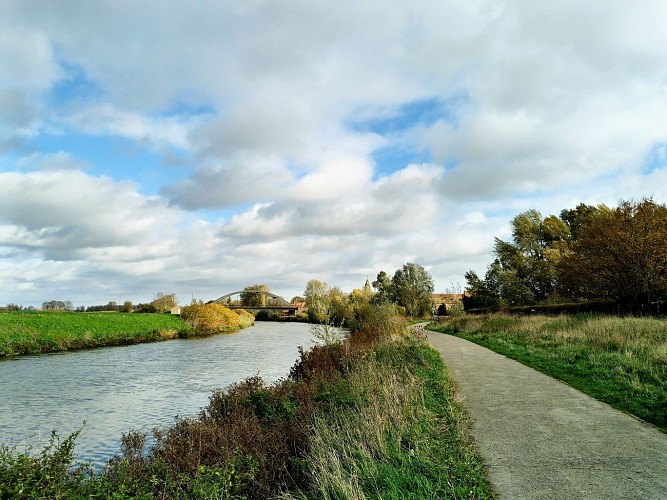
[[430, 313, 667, 432], [0, 306, 494, 499], [0, 311, 193, 357]]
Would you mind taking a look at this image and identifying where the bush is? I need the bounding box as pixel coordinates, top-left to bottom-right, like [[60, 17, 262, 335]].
[[180, 303, 243, 334]]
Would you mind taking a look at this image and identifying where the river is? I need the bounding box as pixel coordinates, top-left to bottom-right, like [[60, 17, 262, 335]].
[[0, 321, 315, 467]]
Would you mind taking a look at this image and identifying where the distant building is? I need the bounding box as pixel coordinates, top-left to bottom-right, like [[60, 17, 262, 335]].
[[432, 292, 468, 313], [363, 278, 373, 301], [170, 306, 181, 315], [292, 301, 307, 313]]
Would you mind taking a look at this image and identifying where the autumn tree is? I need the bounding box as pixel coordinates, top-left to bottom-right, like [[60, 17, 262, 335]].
[[559, 198, 667, 305]]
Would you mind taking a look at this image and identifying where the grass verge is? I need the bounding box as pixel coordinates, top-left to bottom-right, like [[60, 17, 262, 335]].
[[429, 313, 667, 432], [1, 308, 494, 499], [0, 311, 194, 358]]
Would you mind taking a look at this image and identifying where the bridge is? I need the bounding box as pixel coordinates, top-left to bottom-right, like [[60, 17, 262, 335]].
[[212, 290, 299, 315]]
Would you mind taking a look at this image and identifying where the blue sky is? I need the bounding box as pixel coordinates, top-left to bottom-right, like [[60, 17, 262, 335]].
[[1, 0, 667, 307]]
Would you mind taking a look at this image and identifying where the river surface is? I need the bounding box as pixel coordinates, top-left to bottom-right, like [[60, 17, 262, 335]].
[[0, 322, 315, 466]]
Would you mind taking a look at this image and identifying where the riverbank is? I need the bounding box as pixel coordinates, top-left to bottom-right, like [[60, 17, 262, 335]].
[[0, 311, 194, 358], [0, 308, 494, 498], [429, 313, 667, 431]]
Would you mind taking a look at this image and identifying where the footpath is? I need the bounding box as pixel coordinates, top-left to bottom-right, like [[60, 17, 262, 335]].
[[425, 331, 667, 500]]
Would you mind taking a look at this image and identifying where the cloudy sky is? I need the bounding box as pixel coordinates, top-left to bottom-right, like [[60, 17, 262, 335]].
[[2, 0, 667, 308]]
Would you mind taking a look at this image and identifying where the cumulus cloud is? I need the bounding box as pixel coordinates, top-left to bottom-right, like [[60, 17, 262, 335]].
[[2, 0, 667, 305]]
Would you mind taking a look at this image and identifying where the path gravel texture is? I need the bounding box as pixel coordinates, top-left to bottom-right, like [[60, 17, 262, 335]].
[[426, 331, 667, 500]]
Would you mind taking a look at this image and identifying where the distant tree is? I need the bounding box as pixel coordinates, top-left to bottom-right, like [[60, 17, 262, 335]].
[[150, 292, 178, 313], [391, 262, 434, 317], [241, 284, 270, 307], [304, 279, 330, 323], [122, 300, 133, 313], [290, 296, 305, 304], [6, 303, 22, 311], [559, 198, 667, 305], [371, 271, 394, 305], [42, 300, 73, 311], [463, 269, 500, 310]]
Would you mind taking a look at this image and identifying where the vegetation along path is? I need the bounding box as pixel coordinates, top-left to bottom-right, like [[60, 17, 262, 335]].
[[426, 331, 667, 499]]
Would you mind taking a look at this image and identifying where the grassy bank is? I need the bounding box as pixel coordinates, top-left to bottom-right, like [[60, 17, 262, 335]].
[[430, 314, 667, 431], [0, 311, 193, 358], [1, 309, 494, 499]]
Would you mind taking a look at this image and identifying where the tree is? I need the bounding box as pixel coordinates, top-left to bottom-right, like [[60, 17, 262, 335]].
[[491, 210, 571, 304], [391, 262, 434, 317], [463, 269, 500, 309], [304, 279, 330, 323], [150, 292, 178, 313], [559, 198, 667, 305], [371, 271, 393, 305], [240, 284, 270, 307]]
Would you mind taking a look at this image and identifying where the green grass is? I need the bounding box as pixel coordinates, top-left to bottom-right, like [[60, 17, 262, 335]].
[[294, 339, 494, 499], [0, 310, 194, 357], [0, 310, 495, 498], [430, 314, 667, 432]]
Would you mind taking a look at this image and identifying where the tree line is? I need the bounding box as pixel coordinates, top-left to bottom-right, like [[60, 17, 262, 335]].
[[465, 198, 667, 312], [302, 262, 435, 325]]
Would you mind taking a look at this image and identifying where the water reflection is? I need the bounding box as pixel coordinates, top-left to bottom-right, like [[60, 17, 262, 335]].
[[0, 322, 314, 466]]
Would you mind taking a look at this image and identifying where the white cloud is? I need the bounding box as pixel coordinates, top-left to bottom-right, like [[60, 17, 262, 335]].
[[2, 0, 667, 306]]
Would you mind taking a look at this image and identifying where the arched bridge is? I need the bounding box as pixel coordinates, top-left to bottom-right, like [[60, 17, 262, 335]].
[[212, 290, 298, 315]]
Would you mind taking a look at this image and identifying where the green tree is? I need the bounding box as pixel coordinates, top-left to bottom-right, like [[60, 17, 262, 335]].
[[371, 271, 393, 305], [391, 262, 434, 317], [492, 210, 571, 304], [150, 292, 178, 313], [240, 284, 270, 307], [304, 279, 330, 323]]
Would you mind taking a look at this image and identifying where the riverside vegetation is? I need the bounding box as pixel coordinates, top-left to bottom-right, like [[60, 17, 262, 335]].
[[0, 304, 494, 499], [0, 304, 255, 358], [430, 313, 667, 432]]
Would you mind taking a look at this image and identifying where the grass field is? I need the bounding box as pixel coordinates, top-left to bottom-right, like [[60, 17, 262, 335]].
[[429, 314, 667, 432], [0, 311, 193, 357], [0, 309, 494, 499]]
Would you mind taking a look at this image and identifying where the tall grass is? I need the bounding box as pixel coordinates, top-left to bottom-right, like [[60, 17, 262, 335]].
[[432, 313, 667, 431], [1, 307, 494, 498]]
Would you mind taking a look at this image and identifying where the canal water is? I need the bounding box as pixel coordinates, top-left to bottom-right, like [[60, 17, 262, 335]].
[[0, 321, 315, 467]]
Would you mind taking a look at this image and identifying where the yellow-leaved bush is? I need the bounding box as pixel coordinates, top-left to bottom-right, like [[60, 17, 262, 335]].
[[181, 303, 254, 333]]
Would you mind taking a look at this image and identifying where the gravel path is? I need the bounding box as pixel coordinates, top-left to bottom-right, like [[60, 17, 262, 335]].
[[426, 331, 667, 500]]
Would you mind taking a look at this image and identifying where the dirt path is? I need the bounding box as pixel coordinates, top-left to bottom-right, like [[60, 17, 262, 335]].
[[426, 331, 667, 500]]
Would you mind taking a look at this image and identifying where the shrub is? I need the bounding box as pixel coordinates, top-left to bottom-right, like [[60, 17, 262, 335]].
[[180, 303, 243, 334]]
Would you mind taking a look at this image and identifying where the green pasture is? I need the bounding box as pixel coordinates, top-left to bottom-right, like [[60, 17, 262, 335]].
[[0, 311, 192, 357]]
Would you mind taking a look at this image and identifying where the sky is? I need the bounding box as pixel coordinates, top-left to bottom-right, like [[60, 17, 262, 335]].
[[1, 0, 667, 308]]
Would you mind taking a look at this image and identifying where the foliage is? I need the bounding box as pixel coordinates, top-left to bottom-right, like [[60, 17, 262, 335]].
[[559, 198, 667, 305], [304, 279, 330, 324], [431, 314, 667, 431], [240, 284, 271, 307], [0, 305, 494, 498], [180, 303, 252, 334], [0, 311, 192, 357], [42, 300, 74, 311], [465, 199, 667, 309], [151, 292, 179, 313], [390, 262, 435, 317], [0, 430, 86, 499]]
